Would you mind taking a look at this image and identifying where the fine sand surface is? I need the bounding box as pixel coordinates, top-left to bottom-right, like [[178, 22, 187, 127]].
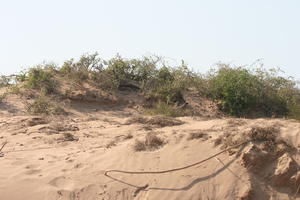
[[1, 99, 300, 199]]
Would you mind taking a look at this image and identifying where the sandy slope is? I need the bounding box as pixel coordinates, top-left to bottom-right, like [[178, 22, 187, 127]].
[[0, 98, 300, 199]]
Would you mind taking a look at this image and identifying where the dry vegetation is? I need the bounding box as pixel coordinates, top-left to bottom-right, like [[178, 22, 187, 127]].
[[134, 132, 165, 151], [1, 53, 300, 120], [126, 115, 184, 127]]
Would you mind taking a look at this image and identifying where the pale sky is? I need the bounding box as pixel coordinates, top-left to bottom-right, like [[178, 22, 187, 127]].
[[1, 0, 299, 78]]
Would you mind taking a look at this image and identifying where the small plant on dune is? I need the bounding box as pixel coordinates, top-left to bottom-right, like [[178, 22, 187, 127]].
[[134, 132, 164, 151], [126, 115, 184, 127], [187, 131, 208, 140], [133, 139, 146, 151], [144, 102, 189, 117], [60, 132, 78, 142], [26, 66, 57, 94]]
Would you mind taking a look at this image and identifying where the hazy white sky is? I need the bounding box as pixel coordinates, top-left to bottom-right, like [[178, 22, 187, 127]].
[[1, 0, 299, 78]]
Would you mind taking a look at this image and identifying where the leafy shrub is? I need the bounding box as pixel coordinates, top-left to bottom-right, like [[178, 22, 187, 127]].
[[208, 65, 298, 117], [104, 55, 158, 89], [91, 70, 119, 91], [60, 53, 103, 83], [26, 67, 57, 94]]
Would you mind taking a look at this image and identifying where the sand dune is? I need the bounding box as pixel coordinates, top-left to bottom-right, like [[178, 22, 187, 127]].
[[0, 99, 300, 200]]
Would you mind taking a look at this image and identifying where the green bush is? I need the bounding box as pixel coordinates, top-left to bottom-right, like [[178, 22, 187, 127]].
[[208, 65, 298, 117], [60, 53, 103, 84], [26, 67, 57, 94]]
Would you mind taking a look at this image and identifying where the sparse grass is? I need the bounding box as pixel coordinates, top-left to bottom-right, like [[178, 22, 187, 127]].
[[227, 118, 246, 127], [133, 139, 146, 151], [126, 115, 184, 127], [214, 125, 295, 155], [144, 102, 190, 117], [26, 96, 66, 115], [8, 85, 22, 95], [187, 131, 208, 140], [0, 93, 7, 103], [247, 126, 279, 142], [134, 132, 165, 151], [61, 132, 78, 142], [26, 117, 48, 126], [49, 122, 79, 132]]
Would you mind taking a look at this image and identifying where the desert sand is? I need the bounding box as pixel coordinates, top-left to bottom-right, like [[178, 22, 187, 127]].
[[0, 94, 300, 200]]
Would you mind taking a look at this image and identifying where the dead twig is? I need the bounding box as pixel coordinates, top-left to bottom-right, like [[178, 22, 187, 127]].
[[0, 141, 8, 157]]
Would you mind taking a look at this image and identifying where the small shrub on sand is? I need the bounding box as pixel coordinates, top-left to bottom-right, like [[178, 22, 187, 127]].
[[144, 102, 190, 117], [26, 67, 57, 94], [134, 132, 165, 151], [247, 126, 279, 142], [215, 125, 295, 155], [26, 96, 66, 115], [61, 132, 78, 142], [133, 139, 146, 151], [187, 131, 209, 140]]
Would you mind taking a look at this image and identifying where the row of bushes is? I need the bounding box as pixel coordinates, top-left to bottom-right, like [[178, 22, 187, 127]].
[[2, 53, 300, 119]]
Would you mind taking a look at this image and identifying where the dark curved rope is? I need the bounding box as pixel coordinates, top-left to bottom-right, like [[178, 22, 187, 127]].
[[104, 140, 250, 176]]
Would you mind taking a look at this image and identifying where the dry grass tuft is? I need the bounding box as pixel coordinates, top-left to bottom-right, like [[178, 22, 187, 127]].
[[247, 126, 279, 142], [214, 125, 296, 156], [133, 139, 146, 151], [227, 118, 246, 127], [187, 131, 209, 141], [26, 117, 48, 126], [26, 96, 66, 115], [60, 132, 78, 142], [126, 115, 184, 128], [134, 132, 165, 151], [50, 122, 79, 132]]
